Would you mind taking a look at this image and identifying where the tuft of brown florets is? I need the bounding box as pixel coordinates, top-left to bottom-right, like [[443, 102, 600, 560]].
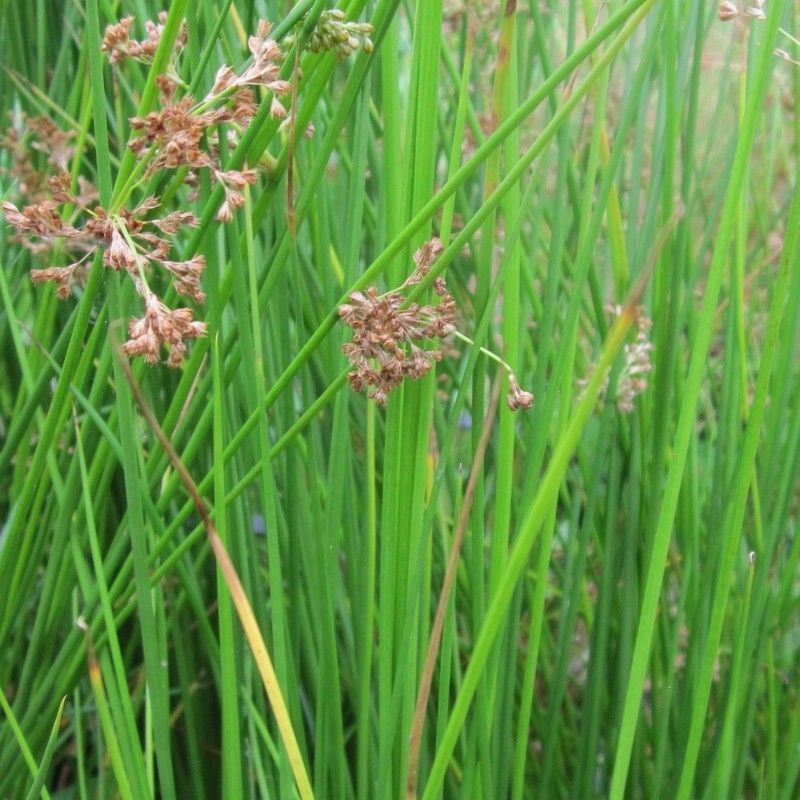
[[506, 374, 534, 411], [102, 12, 188, 65], [3, 15, 324, 370], [338, 237, 534, 410], [204, 19, 291, 113], [339, 240, 456, 406], [2, 184, 206, 367], [117, 16, 290, 222], [405, 237, 445, 287], [129, 97, 204, 166], [1, 199, 76, 242], [159, 255, 206, 303], [126, 82, 261, 223], [340, 287, 457, 406], [30, 261, 90, 299], [123, 291, 207, 366]]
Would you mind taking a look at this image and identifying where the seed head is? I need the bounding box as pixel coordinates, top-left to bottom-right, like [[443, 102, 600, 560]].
[[405, 237, 444, 287], [102, 12, 187, 65], [339, 239, 455, 405], [123, 291, 207, 367], [506, 374, 534, 411]]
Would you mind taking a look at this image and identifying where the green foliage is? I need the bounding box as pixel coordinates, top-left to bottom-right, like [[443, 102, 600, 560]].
[[1, 1, 799, 798]]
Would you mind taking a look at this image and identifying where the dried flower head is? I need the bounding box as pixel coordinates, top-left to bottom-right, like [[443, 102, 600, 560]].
[[129, 95, 214, 171], [507, 374, 533, 411], [2, 15, 320, 370], [2, 182, 206, 366], [340, 286, 456, 406], [338, 237, 533, 410], [205, 20, 291, 101], [102, 13, 188, 65], [212, 167, 258, 223], [126, 85, 260, 221], [123, 291, 207, 366], [578, 304, 654, 413], [30, 261, 90, 299], [114, 17, 287, 221], [405, 238, 445, 287], [339, 239, 456, 405]]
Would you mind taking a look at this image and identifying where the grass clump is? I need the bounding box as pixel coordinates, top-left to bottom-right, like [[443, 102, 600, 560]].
[[1, 1, 799, 798]]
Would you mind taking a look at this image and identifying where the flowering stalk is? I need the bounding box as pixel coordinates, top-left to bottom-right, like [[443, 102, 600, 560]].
[[339, 238, 532, 410], [1, 13, 295, 367], [449, 329, 533, 410]]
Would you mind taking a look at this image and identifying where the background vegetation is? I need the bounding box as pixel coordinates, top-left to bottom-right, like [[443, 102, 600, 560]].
[[1, 0, 799, 798]]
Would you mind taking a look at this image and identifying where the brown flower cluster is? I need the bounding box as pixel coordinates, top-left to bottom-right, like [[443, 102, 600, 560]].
[[0, 14, 297, 371], [403, 237, 446, 290], [0, 114, 86, 203], [128, 90, 260, 222], [123, 290, 206, 366], [206, 21, 291, 102], [0, 15, 301, 369], [2, 180, 206, 364], [506, 374, 534, 411], [116, 17, 290, 222], [339, 238, 456, 406], [101, 12, 188, 64]]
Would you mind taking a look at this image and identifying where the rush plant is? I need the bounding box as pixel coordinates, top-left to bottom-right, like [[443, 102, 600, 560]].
[[0, 1, 798, 799]]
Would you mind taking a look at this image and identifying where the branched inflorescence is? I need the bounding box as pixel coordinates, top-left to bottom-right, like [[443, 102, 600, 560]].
[[123, 18, 290, 222], [339, 240, 455, 407], [101, 12, 188, 64], [2, 184, 206, 365], [2, 9, 389, 367], [339, 239, 533, 411], [1, 14, 294, 367]]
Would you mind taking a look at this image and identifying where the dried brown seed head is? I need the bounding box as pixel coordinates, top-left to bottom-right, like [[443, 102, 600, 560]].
[[102, 13, 187, 65], [406, 237, 444, 286], [123, 291, 207, 367], [506, 374, 534, 411], [339, 263, 456, 405]]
